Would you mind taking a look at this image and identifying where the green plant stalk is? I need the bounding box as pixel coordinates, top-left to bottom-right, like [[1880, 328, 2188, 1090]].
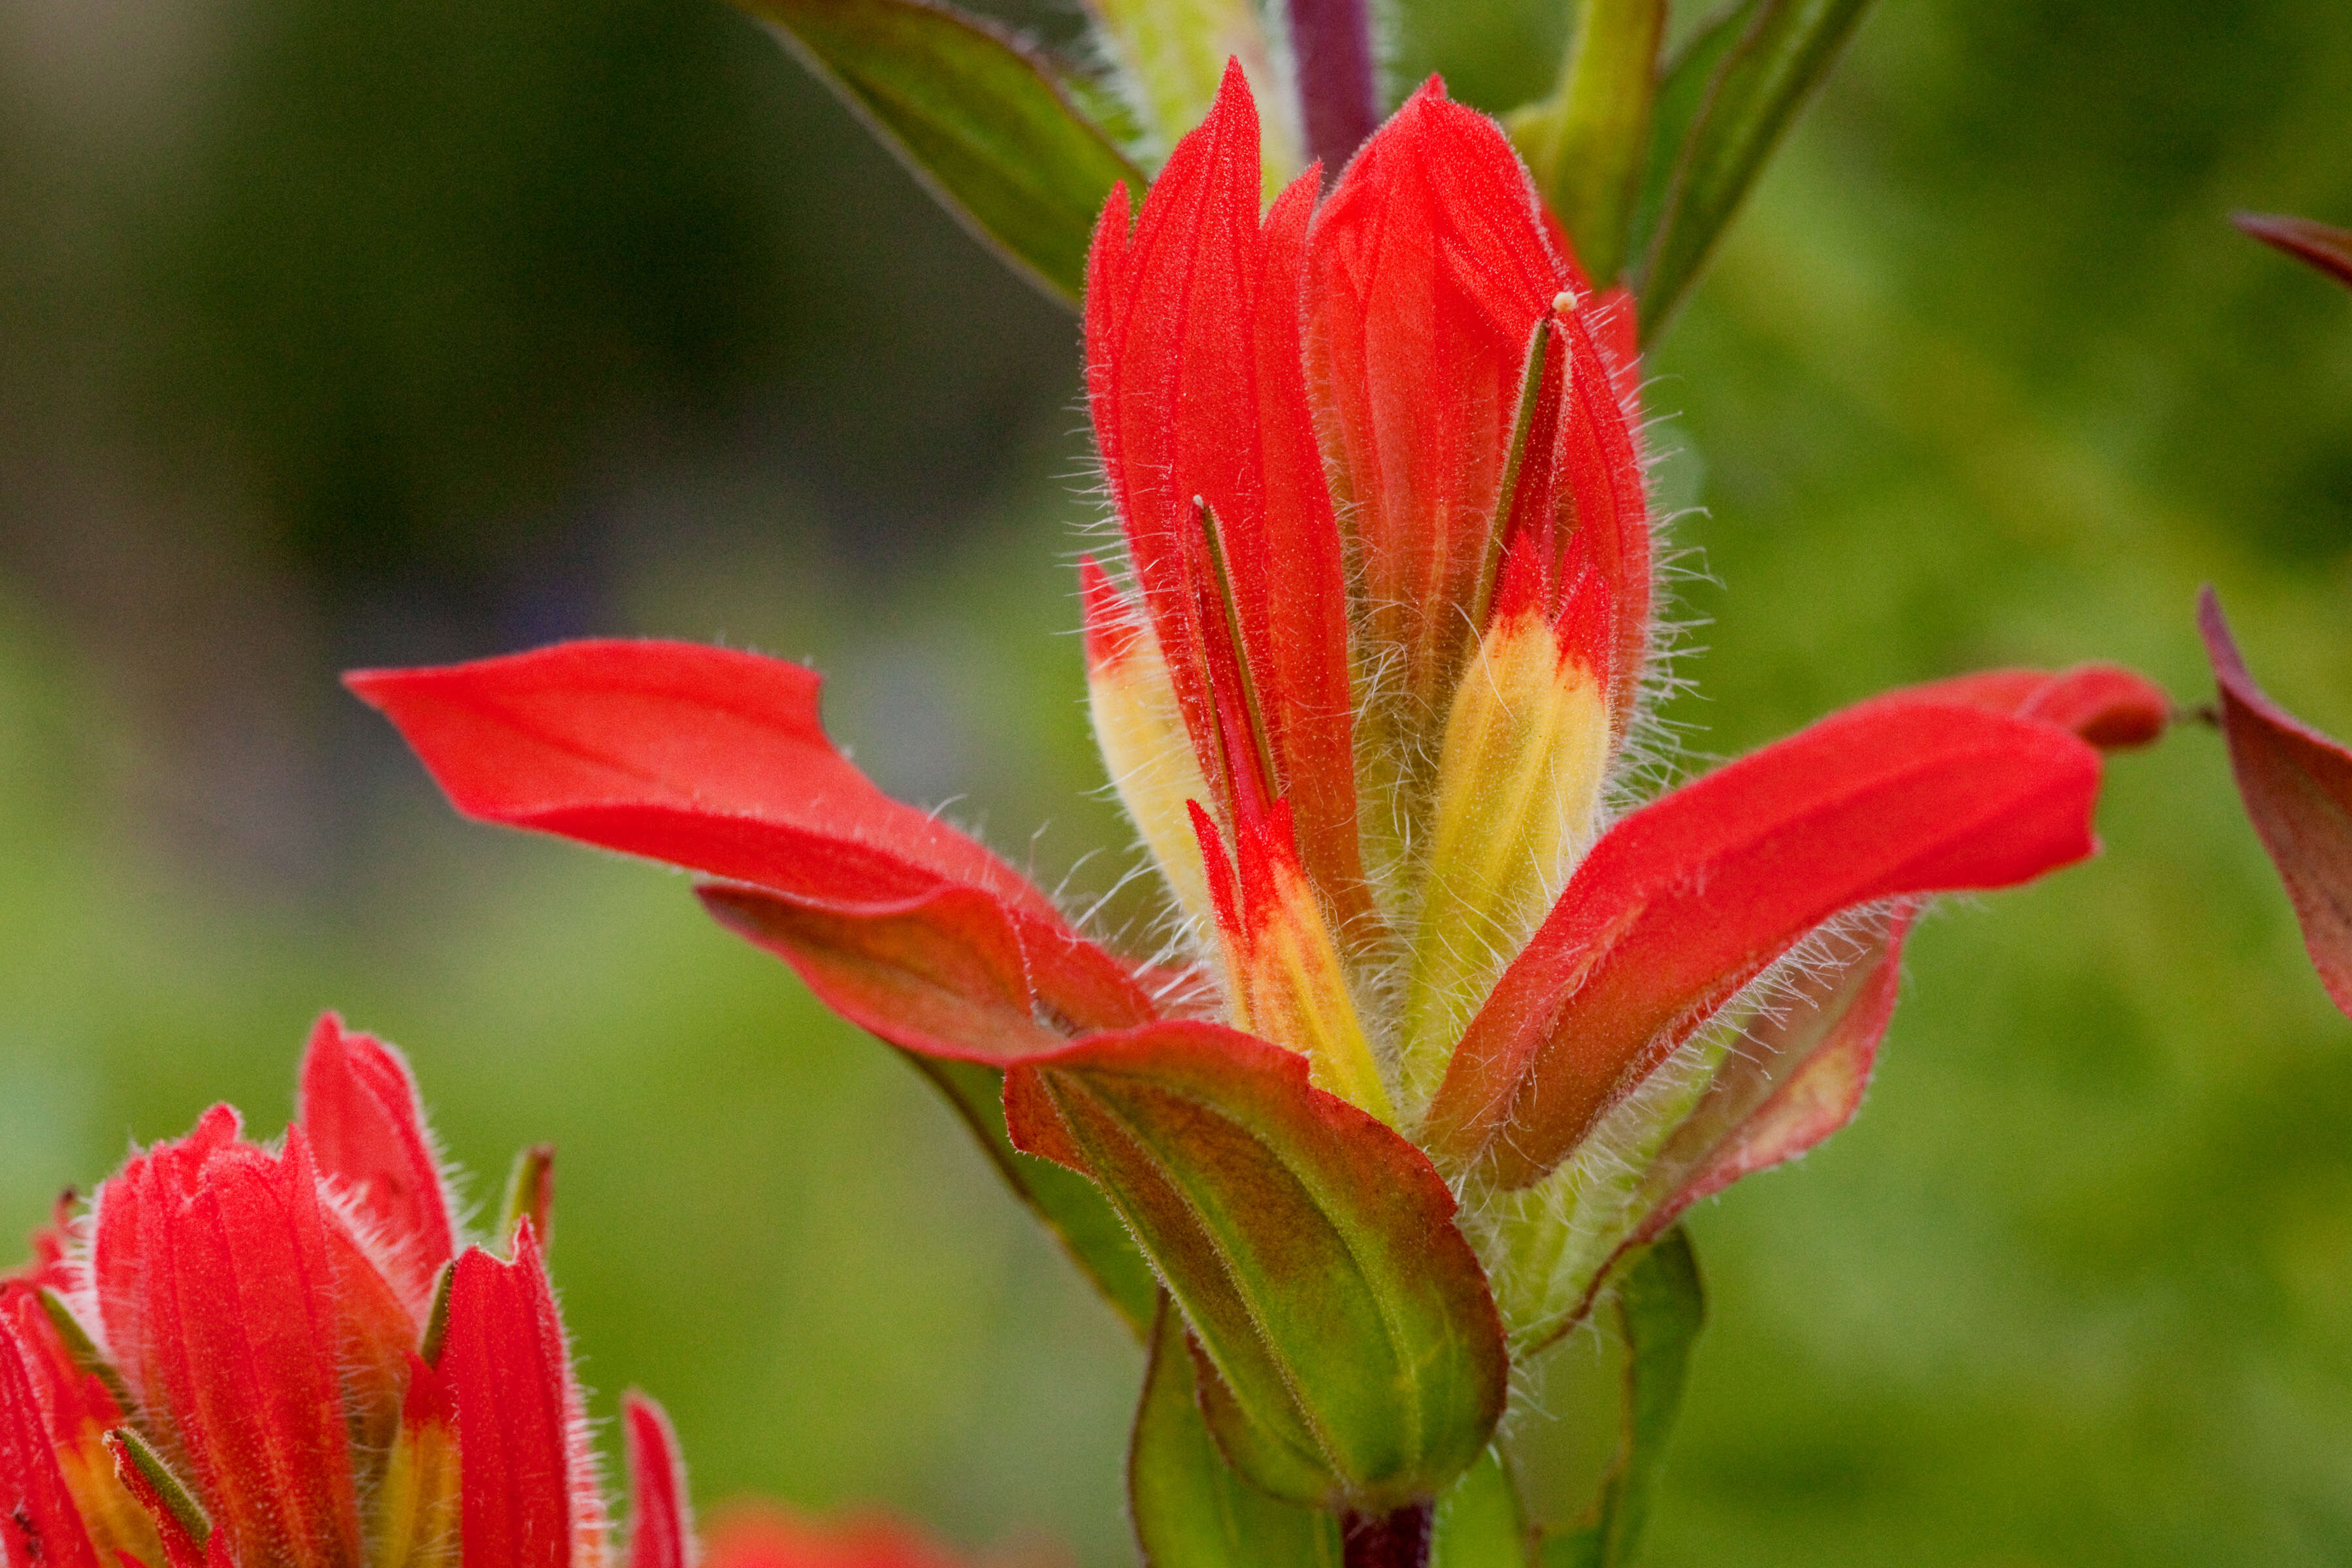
[[1508, 0, 1666, 287]]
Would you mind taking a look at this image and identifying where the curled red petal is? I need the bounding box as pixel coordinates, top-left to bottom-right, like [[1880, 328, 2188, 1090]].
[[443, 1228, 593, 1568], [2199, 589, 2352, 1018], [298, 1013, 455, 1313], [1427, 698, 2102, 1188], [1873, 662, 2171, 751], [622, 1393, 691, 1568], [346, 639, 1059, 921]]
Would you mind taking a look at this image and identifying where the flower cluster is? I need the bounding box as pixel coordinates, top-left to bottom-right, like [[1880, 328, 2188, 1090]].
[[348, 65, 2169, 1521], [0, 1017, 993, 1568]]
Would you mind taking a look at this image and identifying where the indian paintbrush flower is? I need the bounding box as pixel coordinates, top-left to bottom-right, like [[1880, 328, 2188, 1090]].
[[0, 1017, 1006, 1568], [348, 63, 2171, 1531]]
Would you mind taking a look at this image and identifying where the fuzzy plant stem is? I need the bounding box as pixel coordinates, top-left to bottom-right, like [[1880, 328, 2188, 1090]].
[[1341, 1503, 1434, 1568], [1286, 0, 1381, 172]]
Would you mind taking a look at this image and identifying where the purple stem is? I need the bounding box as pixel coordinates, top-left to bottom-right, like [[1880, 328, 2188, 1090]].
[[1286, 0, 1382, 173], [1341, 1503, 1435, 1568]]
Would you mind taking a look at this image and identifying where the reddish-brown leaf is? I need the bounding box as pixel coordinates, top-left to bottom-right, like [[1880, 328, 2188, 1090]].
[[2234, 212, 2352, 289], [2199, 589, 2352, 1018]]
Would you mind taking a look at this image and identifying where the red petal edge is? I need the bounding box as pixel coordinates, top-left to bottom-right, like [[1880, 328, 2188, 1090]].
[[2199, 588, 2352, 1018], [346, 640, 1056, 919], [1867, 662, 2170, 751], [351, 639, 1166, 1047]]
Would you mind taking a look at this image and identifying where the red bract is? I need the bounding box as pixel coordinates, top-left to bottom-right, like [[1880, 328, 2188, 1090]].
[[2199, 589, 2352, 1019], [2, 1016, 923, 1568], [350, 63, 2172, 1506]]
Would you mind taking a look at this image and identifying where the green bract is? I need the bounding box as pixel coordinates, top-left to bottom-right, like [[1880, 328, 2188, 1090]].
[[734, 0, 1143, 302]]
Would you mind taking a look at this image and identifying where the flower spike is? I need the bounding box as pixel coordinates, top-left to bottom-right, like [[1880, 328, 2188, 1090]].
[[350, 61, 2174, 1535], [11, 1024, 994, 1568]]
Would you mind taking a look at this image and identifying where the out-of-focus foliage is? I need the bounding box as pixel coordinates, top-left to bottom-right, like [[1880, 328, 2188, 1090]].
[[0, 0, 2349, 1564]]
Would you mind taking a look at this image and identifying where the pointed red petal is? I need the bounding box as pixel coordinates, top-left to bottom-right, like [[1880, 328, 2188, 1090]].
[[1253, 167, 1365, 915], [621, 1394, 691, 1568], [1, 1313, 105, 1568], [347, 638, 1162, 1049], [2233, 212, 2352, 289], [1872, 662, 2171, 751], [1085, 65, 1364, 913], [1427, 698, 2102, 1188], [2199, 589, 2352, 1018], [298, 1013, 456, 1312], [347, 639, 1058, 919], [1303, 82, 1576, 700], [442, 1230, 589, 1568]]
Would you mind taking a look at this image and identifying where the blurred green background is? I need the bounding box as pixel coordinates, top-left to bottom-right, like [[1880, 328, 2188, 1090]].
[[1, 0, 2349, 1561]]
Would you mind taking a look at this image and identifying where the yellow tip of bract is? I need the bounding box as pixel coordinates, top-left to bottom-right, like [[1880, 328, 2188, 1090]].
[[1086, 615, 1219, 932], [1235, 843, 1396, 1124], [1399, 608, 1610, 1113]]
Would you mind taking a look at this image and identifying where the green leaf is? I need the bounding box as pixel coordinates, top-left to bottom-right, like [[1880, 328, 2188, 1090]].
[[735, 0, 1145, 304], [908, 1056, 1160, 1339], [1130, 1295, 1345, 1566], [1009, 1022, 1510, 1511], [1548, 1228, 1705, 1566], [1633, 0, 1872, 340], [1507, 0, 1666, 286], [1429, 1446, 1533, 1568]]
